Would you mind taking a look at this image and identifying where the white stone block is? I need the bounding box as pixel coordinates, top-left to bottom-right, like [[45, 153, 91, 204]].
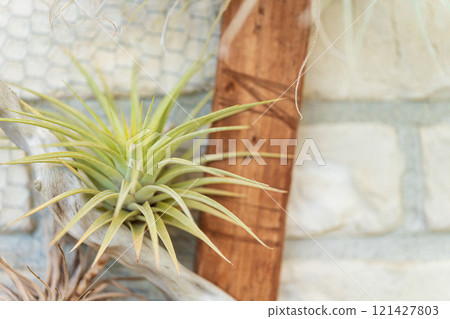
[[279, 258, 450, 300], [303, 0, 450, 100], [7, 165, 29, 185], [25, 57, 48, 78], [0, 130, 34, 233], [6, 17, 30, 39], [2, 39, 27, 60], [3, 186, 29, 207], [420, 124, 450, 230], [9, 0, 32, 17], [1, 61, 24, 83], [0, 9, 9, 28], [287, 124, 404, 238]]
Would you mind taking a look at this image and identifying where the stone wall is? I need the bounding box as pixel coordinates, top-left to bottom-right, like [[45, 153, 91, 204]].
[[303, 0, 450, 101], [279, 0, 450, 300], [279, 101, 450, 300], [0, 0, 220, 100]]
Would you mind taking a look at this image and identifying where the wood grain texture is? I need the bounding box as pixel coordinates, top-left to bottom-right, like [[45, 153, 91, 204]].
[[195, 0, 311, 300]]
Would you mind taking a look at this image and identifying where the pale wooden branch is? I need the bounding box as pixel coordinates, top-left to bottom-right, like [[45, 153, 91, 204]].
[[0, 81, 233, 301]]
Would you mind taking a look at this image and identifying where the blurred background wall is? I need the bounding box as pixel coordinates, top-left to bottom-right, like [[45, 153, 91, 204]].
[[0, 0, 449, 300], [282, 0, 450, 300]]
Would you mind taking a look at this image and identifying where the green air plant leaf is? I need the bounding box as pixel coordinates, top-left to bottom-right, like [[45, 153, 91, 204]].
[[154, 216, 180, 274], [3, 188, 99, 230], [128, 221, 147, 262], [93, 210, 139, 266], [71, 211, 114, 252], [1, 52, 283, 270], [132, 202, 160, 268]]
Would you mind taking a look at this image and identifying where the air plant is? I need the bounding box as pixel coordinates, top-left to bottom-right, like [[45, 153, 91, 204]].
[[0, 52, 280, 273], [0, 240, 146, 301]]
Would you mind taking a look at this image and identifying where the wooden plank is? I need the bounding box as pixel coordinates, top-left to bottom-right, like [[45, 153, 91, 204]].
[[195, 0, 311, 300]]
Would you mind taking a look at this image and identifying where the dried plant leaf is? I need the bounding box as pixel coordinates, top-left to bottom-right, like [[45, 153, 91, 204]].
[[0, 238, 145, 301]]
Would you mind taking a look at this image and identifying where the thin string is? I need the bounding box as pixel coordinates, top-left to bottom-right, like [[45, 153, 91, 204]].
[[295, 0, 321, 120]]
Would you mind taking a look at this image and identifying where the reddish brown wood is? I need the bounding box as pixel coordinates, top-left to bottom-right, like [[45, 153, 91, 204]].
[[195, 0, 311, 300]]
